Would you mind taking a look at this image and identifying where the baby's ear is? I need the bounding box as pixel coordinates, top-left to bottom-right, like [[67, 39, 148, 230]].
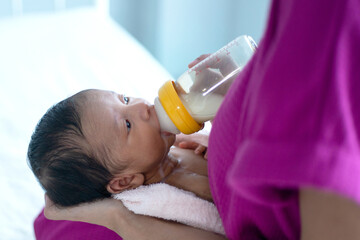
[[106, 173, 145, 194]]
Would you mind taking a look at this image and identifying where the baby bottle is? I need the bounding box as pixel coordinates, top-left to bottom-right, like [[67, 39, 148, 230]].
[[154, 35, 257, 134]]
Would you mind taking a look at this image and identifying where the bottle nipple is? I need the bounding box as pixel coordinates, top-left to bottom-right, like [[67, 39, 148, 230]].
[[154, 97, 180, 134]]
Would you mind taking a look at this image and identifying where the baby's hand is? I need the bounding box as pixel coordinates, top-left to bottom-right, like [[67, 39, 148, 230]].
[[175, 133, 209, 159]]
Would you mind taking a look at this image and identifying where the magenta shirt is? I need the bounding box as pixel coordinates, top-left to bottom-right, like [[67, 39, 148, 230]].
[[208, 0, 360, 239]]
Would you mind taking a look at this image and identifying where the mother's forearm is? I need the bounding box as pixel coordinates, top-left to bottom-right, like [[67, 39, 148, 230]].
[[45, 195, 225, 239], [115, 209, 227, 240]]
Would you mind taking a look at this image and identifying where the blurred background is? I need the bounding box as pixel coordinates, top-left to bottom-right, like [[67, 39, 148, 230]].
[[0, 0, 270, 78]]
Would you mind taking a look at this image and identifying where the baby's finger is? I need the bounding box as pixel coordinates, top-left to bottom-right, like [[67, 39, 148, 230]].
[[174, 134, 192, 146], [204, 151, 208, 160], [194, 145, 207, 155], [178, 141, 200, 150]]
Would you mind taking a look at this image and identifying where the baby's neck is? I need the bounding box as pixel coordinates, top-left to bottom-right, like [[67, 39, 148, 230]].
[[144, 153, 178, 185]]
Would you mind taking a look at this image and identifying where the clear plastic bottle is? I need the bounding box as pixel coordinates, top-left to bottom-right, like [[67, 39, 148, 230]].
[[154, 35, 257, 134]]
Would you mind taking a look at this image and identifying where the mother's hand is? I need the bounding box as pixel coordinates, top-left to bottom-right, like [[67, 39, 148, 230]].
[[188, 53, 239, 96], [44, 194, 128, 234]]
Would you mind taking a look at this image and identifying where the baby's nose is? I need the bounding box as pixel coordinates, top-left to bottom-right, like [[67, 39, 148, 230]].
[[136, 102, 150, 121]]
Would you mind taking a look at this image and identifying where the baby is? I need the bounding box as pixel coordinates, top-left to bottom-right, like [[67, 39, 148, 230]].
[[27, 89, 211, 207]]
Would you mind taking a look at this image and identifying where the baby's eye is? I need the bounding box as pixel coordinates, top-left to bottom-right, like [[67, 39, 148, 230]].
[[123, 96, 129, 104], [126, 120, 131, 131]]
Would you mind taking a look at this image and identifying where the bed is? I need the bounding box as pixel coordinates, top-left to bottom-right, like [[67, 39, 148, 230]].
[[0, 5, 173, 240]]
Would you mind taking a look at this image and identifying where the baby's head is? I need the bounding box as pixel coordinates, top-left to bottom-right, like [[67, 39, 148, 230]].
[[28, 89, 175, 206]]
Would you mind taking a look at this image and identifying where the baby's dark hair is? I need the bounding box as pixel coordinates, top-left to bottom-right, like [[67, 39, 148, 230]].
[[27, 91, 113, 207]]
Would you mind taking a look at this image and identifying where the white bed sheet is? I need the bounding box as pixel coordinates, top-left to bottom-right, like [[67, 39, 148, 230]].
[[0, 8, 172, 240]]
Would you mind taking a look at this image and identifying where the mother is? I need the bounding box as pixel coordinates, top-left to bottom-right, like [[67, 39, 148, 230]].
[[43, 0, 360, 239]]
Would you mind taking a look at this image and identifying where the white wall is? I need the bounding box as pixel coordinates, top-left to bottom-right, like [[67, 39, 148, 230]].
[[110, 0, 270, 78], [0, 0, 271, 78], [0, 0, 96, 17]]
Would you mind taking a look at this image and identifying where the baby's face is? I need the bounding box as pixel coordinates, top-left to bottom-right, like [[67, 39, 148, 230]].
[[80, 89, 175, 175]]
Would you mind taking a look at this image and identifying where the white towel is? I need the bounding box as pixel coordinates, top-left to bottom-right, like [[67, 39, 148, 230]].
[[113, 183, 225, 235]]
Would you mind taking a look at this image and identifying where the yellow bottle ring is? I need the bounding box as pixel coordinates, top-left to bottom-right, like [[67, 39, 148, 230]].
[[158, 80, 201, 134]]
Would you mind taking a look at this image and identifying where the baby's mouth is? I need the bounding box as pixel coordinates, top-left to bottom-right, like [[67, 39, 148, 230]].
[[161, 131, 174, 136], [152, 104, 178, 136]]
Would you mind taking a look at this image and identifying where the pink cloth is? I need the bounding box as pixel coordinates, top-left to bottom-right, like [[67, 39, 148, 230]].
[[208, 0, 360, 239], [34, 210, 122, 240], [113, 183, 225, 235]]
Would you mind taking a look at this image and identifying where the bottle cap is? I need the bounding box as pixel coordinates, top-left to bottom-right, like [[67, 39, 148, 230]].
[[158, 80, 201, 134], [154, 97, 180, 134]]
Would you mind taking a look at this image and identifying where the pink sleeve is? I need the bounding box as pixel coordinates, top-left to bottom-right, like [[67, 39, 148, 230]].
[[34, 209, 122, 240]]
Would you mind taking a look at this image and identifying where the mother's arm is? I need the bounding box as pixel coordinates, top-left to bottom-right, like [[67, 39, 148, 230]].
[[300, 187, 360, 240], [44, 195, 227, 240]]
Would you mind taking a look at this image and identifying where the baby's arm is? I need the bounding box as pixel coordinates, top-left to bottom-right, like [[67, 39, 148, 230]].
[[167, 147, 211, 201], [166, 170, 212, 202]]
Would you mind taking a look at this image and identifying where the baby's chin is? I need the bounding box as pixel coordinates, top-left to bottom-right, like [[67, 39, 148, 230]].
[[161, 131, 176, 146]]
